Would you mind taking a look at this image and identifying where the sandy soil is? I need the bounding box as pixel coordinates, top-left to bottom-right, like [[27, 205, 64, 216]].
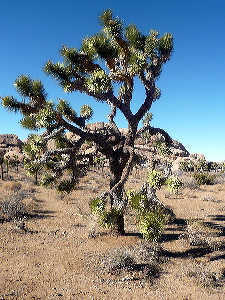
[[0, 167, 225, 300]]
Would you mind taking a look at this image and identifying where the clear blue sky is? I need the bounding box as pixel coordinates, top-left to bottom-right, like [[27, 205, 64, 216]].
[[0, 0, 224, 162]]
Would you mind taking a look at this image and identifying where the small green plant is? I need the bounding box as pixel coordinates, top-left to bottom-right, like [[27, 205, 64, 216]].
[[89, 197, 106, 215], [126, 189, 148, 212], [89, 197, 123, 230], [147, 170, 165, 190], [193, 172, 216, 185], [100, 208, 123, 229], [40, 174, 56, 187], [56, 180, 75, 195], [165, 175, 183, 194], [126, 185, 168, 242], [138, 211, 165, 242]]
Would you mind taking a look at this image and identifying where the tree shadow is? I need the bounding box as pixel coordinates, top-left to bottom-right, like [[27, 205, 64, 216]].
[[162, 247, 219, 259], [124, 232, 142, 238], [208, 214, 225, 222], [210, 254, 225, 261], [28, 209, 56, 219], [173, 218, 187, 226], [203, 220, 225, 236], [161, 232, 181, 242]]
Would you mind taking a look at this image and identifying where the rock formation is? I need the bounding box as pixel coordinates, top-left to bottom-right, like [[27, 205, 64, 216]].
[[0, 134, 23, 155]]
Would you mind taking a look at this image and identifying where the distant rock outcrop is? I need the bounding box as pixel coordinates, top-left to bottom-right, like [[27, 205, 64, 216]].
[[0, 134, 23, 155], [3, 150, 24, 162]]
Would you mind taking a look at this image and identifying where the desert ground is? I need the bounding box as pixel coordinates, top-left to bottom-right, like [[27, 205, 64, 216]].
[[0, 165, 225, 300]]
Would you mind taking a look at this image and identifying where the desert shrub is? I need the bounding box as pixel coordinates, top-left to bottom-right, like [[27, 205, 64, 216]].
[[147, 170, 165, 190], [187, 268, 223, 289], [89, 197, 123, 230], [40, 174, 56, 187], [181, 174, 199, 190], [165, 175, 183, 194], [105, 247, 135, 272], [0, 191, 27, 220], [193, 172, 216, 185], [99, 208, 123, 229], [138, 211, 165, 242], [89, 197, 106, 215], [126, 188, 167, 241], [181, 220, 222, 249], [100, 241, 163, 281], [56, 179, 75, 195], [126, 189, 149, 212], [213, 172, 225, 184]]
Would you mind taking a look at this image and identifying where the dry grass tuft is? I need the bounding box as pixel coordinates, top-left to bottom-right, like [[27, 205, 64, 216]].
[[97, 240, 163, 283], [0, 181, 38, 224], [187, 266, 224, 289], [180, 220, 223, 250]]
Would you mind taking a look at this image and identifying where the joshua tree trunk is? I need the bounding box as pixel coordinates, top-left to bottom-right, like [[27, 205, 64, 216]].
[[107, 148, 133, 235], [0, 164, 3, 180]]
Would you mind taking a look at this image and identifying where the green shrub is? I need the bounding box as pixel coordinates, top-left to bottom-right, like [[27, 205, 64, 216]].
[[147, 170, 165, 190], [89, 198, 122, 229], [193, 173, 216, 185], [138, 211, 165, 242], [99, 208, 123, 229], [40, 174, 56, 187], [89, 197, 106, 215], [56, 180, 75, 194], [165, 175, 183, 194], [126, 189, 148, 212]]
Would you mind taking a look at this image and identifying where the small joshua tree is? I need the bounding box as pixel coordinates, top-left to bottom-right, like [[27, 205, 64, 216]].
[[1, 9, 173, 235]]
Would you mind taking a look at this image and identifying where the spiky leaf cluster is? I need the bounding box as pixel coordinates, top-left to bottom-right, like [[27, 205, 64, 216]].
[[99, 9, 123, 38], [144, 30, 159, 55], [139, 210, 165, 242], [1, 96, 21, 113], [165, 176, 183, 194], [142, 112, 153, 126], [157, 33, 173, 58], [23, 134, 46, 158], [80, 104, 93, 120], [125, 24, 145, 51], [13, 75, 47, 101], [57, 99, 77, 121], [35, 101, 58, 129], [147, 170, 165, 190], [129, 51, 146, 73], [86, 69, 112, 95], [82, 34, 118, 60]]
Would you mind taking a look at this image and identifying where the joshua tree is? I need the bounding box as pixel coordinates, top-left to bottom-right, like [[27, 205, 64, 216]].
[[1, 9, 173, 234]]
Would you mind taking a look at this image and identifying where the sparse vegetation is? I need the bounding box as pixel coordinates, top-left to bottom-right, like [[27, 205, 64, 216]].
[[99, 241, 163, 282], [0, 7, 224, 300], [193, 172, 216, 185], [187, 267, 224, 289], [165, 175, 183, 194], [180, 219, 223, 249]]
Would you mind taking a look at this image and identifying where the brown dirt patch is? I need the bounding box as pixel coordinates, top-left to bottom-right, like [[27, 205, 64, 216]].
[[0, 168, 225, 299]]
